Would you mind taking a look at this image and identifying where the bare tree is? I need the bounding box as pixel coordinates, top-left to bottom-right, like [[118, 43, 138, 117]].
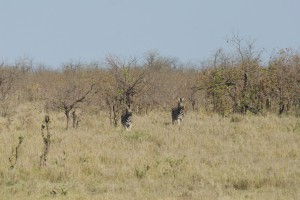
[[105, 55, 148, 126], [141, 51, 182, 112], [47, 63, 95, 130], [49, 83, 94, 130]]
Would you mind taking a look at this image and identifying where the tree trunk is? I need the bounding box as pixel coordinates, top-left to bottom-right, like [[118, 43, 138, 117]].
[[72, 110, 78, 128], [278, 88, 285, 115], [242, 65, 249, 114], [112, 104, 118, 127], [65, 110, 70, 130], [279, 101, 285, 115]]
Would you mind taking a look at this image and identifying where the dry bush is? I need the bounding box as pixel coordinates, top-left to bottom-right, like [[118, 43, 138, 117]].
[[196, 41, 300, 116]]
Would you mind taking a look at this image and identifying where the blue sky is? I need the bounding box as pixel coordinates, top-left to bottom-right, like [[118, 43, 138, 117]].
[[0, 0, 299, 67]]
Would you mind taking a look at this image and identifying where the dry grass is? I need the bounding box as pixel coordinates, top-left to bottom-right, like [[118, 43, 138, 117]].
[[0, 103, 300, 200]]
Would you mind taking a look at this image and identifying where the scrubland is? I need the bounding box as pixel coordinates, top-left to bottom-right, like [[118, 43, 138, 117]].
[[1, 36, 300, 200], [0, 103, 300, 200]]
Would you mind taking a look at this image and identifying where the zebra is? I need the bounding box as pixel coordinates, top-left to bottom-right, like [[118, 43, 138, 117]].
[[121, 105, 132, 131], [172, 98, 185, 125]]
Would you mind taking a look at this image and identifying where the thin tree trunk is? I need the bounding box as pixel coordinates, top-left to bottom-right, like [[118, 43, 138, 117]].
[[112, 104, 118, 127], [65, 110, 70, 130], [72, 110, 78, 128]]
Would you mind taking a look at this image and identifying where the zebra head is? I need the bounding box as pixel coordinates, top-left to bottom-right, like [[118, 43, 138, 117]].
[[178, 97, 184, 109], [125, 104, 132, 115]]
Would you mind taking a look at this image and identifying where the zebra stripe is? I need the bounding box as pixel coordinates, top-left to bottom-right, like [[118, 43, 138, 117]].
[[172, 98, 185, 125], [121, 105, 132, 131]]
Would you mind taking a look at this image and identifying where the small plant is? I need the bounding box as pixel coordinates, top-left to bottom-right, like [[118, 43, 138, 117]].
[[54, 151, 67, 167], [40, 115, 51, 168], [162, 156, 187, 178], [79, 154, 90, 163], [135, 165, 150, 179], [50, 187, 68, 197], [8, 136, 24, 169], [230, 114, 243, 123], [232, 178, 250, 190], [292, 120, 300, 134]]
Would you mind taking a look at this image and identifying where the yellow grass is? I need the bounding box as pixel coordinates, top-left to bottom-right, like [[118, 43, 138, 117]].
[[0, 103, 300, 199]]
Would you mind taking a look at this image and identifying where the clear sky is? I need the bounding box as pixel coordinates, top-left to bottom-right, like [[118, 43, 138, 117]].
[[0, 0, 299, 68]]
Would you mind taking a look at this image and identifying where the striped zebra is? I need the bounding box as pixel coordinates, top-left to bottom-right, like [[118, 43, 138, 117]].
[[172, 98, 185, 125], [121, 105, 132, 131]]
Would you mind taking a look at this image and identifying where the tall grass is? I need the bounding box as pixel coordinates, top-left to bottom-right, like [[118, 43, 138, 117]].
[[0, 103, 300, 199]]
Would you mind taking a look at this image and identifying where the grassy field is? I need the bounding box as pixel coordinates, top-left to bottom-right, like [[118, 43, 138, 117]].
[[0, 103, 300, 200]]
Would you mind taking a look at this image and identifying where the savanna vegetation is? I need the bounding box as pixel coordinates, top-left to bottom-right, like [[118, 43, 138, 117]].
[[0, 37, 300, 199]]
